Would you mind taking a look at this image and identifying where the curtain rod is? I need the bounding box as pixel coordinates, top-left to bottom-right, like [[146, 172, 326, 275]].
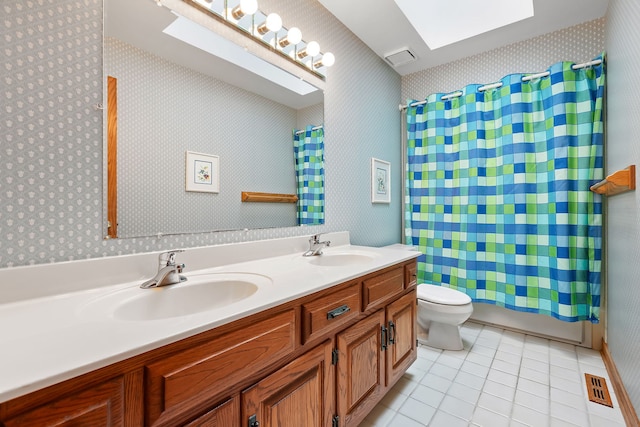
[[399, 59, 603, 111], [294, 125, 323, 135]]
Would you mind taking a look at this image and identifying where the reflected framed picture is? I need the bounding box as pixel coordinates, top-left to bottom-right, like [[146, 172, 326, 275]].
[[371, 158, 390, 203], [186, 151, 219, 193]]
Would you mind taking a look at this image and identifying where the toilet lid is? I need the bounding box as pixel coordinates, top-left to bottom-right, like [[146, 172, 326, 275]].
[[417, 284, 472, 305]]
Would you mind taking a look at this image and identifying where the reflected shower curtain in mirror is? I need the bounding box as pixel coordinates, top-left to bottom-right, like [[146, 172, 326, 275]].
[[294, 125, 325, 225], [404, 56, 605, 323]]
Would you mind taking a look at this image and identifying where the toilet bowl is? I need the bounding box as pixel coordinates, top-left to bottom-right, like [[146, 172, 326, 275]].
[[417, 283, 473, 351]]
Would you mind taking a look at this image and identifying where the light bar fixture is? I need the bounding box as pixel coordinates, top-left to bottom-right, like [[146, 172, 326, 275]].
[[176, 0, 335, 79]]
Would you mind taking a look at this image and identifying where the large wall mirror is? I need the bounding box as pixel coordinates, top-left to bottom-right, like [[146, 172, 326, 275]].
[[104, 0, 324, 238]]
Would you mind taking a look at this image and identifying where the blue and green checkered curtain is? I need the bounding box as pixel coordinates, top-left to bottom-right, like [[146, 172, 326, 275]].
[[293, 125, 325, 225], [405, 56, 605, 323]]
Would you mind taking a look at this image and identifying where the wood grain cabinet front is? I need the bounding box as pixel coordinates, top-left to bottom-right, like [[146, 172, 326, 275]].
[[362, 266, 404, 311], [336, 287, 417, 427], [336, 310, 387, 427], [405, 261, 417, 289], [1, 376, 128, 427], [242, 340, 335, 427], [301, 280, 361, 344], [183, 395, 240, 427], [145, 309, 297, 426], [385, 289, 417, 386]]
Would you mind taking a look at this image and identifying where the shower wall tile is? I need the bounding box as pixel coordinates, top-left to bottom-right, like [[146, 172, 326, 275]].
[[604, 0, 640, 412]]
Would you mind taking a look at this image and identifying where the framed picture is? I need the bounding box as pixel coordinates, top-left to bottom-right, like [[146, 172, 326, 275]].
[[185, 151, 219, 193], [371, 158, 391, 203]]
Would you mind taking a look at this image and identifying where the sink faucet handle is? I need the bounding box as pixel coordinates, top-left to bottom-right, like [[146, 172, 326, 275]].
[[310, 233, 324, 243], [159, 249, 184, 267]]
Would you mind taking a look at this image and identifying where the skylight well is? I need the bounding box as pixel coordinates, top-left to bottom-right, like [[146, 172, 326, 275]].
[[394, 0, 534, 50]]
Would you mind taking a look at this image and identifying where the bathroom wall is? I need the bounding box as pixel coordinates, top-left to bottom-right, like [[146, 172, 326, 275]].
[[0, 0, 402, 268], [604, 0, 640, 411], [401, 18, 605, 101]]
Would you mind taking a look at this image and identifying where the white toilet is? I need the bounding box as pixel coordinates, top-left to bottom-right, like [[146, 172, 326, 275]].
[[417, 283, 474, 351]]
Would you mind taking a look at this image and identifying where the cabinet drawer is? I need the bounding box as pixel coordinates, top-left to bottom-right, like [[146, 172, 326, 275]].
[[405, 261, 417, 289], [301, 281, 361, 344], [363, 267, 404, 311], [146, 309, 296, 426], [3, 376, 125, 427]]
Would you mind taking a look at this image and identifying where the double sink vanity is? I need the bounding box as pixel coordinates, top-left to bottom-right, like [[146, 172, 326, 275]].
[[0, 232, 419, 426]]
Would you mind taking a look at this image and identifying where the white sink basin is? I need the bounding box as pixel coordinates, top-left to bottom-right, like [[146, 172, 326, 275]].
[[80, 273, 271, 321], [304, 250, 378, 267]]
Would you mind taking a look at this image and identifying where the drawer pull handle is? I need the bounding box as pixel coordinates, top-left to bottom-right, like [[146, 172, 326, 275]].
[[388, 321, 396, 344], [327, 304, 351, 319], [381, 326, 388, 351]]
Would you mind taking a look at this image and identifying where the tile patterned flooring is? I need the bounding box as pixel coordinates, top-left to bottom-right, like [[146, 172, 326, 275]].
[[359, 322, 626, 427]]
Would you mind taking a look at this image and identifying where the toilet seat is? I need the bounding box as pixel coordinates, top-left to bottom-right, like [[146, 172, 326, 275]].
[[417, 284, 471, 306]]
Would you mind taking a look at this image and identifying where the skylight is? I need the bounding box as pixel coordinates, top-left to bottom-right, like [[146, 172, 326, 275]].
[[394, 0, 534, 50]]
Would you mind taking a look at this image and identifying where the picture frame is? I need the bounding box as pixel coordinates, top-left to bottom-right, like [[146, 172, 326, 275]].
[[185, 151, 219, 193], [371, 158, 391, 203]]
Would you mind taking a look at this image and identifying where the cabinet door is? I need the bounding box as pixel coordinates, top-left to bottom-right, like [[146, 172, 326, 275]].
[[336, 310, 386, 427], [146, 309, 296, 426], [386, 289, 417, 387], [2, 376, 125, 427], [184, 396, 239, 427], [242, 340, 334, 427]]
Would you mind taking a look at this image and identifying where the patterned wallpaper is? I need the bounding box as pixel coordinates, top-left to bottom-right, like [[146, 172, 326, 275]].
[[0, 1, 607, 270], [402, 19, 605, 101], [0, 0, 401, 267], [604, 0, 640, 411]]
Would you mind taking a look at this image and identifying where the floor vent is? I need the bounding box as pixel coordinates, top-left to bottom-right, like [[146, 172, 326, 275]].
[[585, 373, 613, 407]]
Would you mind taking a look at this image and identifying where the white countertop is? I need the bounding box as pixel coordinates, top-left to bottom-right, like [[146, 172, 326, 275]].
[[0, 232, 419, 402]]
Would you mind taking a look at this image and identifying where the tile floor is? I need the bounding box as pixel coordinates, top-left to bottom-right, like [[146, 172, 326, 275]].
[[359, 322, 626, 427]]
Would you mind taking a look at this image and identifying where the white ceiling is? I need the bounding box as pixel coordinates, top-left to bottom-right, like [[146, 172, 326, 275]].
[[318, 0, 609, 76]]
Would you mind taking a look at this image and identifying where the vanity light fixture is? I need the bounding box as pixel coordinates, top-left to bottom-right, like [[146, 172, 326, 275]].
[[297, 40, 320, 59], [257, 13, 282, 34], [182, 0, 335, 79], [231, 0, 258, 20], [278, 27, 302, 48], [314, 52, 335, 69]]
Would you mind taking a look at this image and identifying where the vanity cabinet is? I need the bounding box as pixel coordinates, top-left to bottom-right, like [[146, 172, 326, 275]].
[[145, 309, 296, 426], [336, 288, 417, 427], [0, 259, 417, 427], [242, 340, 335, 427], [183, 396, 239, 427], [0, 371, 144, 427]]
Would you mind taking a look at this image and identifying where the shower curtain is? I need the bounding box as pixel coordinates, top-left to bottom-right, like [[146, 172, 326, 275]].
[[404, 56, 605, 323], [293, 125, 325, 225]]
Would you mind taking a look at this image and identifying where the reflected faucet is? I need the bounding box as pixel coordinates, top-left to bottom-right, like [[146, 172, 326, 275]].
[[140, 250, 187, 289], [303, 234, 331, 257]]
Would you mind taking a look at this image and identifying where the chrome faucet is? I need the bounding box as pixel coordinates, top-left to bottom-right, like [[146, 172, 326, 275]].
[[303, 234, 331, 257], [140, 250, 187, 289]]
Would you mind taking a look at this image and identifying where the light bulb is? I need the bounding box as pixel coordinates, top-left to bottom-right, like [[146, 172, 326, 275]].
[[231, 0, 258, 19], [306, 41, 320, 57], [278, 27, 302, 48], [257, 13, 282, 34], [314, 52, 335, 68], [298, 40, 320, 59]]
